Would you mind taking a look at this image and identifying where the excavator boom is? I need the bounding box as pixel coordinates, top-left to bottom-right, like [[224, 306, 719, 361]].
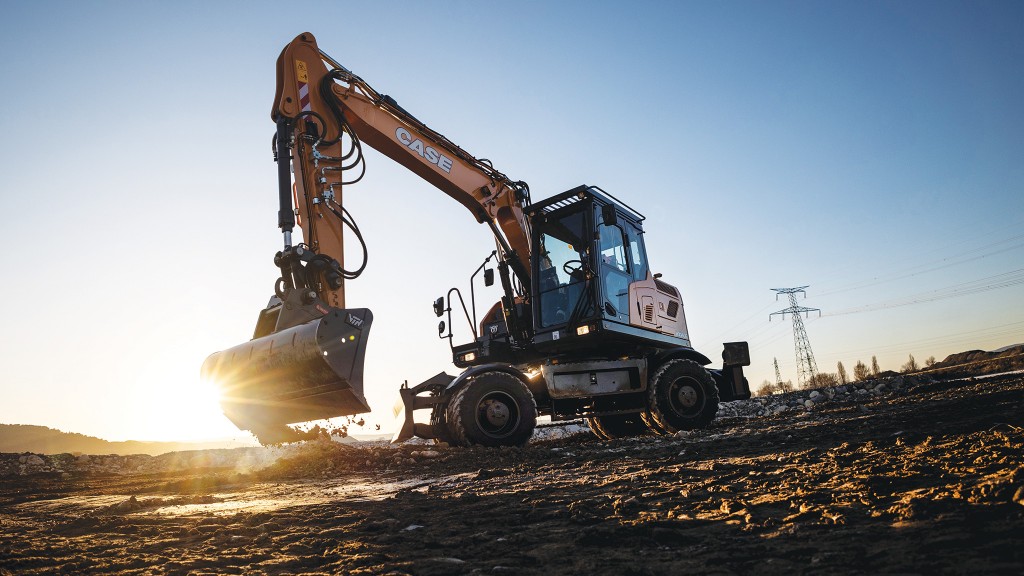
[[202, 33, 532, 441]]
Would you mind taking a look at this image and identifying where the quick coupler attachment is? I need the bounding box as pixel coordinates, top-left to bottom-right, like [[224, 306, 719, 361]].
[[391, 372, 455, 443], [202, 308, 373, 437]]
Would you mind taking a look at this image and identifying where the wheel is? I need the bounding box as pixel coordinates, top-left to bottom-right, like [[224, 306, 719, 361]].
[[446, 371, 537, 447], [587, 413, 652, 440], [645, 359, 720, 434]]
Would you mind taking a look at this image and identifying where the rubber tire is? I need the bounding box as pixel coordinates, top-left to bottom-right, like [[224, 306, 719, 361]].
[[645, 359, 720, 434], [587, 413, 652, 440], [429, 405, 457, 446], [446, 372, 537, 447]]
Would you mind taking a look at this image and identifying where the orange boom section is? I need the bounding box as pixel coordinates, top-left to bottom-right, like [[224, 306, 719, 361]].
[[274, 32, 533, 299]]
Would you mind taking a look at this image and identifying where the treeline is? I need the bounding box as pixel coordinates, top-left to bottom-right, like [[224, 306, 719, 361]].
[[756, 353, 933, 397]]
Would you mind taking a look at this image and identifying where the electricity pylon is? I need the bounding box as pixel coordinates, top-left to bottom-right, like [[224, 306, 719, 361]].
[[773, 357, 784, 389], [770, 286, 821, 388]]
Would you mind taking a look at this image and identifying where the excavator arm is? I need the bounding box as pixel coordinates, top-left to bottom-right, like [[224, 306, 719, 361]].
[[273, 32, 532, 307], [202, 33, 533, 442]]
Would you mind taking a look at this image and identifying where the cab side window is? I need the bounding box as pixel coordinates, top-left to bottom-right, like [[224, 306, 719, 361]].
[[626, 224, 649, 282], [599, 223, 629, 273], [599, 221, 632, 321]]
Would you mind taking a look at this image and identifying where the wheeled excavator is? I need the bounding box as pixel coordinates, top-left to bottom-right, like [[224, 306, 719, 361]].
[[201, 33, 751, 446]]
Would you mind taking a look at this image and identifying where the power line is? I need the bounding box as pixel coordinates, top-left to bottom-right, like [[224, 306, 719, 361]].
[[825, 268, 1024, 316], [810, 319, 1024, 362], [816, 234, 1024, 298], [809, 223, 1024, 299], [698, 233, 1024, 353]]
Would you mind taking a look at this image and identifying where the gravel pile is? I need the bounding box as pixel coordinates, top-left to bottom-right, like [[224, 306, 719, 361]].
[[716, 374, 925, 419]]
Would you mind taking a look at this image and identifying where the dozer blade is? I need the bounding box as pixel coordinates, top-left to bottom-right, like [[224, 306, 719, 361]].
[[202, 308, 373, 441]]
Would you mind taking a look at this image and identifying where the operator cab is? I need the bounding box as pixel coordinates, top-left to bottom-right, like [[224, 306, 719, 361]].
[[442, 185, 690, 370], [527, 185, 688, 356]]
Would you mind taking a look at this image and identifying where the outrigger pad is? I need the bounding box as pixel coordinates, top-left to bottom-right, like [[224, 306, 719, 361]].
[[202, 308, 373, 436]]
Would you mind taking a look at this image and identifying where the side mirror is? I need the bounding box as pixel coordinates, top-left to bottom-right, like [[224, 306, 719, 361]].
[[437, 320, 446, 336], [653, 272, 662, 279], [433, 297, 445, 317], [601, 204, 618, 227], [484, 268, 495, 287]]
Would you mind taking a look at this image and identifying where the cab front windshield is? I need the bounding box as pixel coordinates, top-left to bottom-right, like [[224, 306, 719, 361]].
[[535, 208, 592, 328]]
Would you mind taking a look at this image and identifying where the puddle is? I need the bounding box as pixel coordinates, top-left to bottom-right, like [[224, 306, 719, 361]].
[[10, 473, 480, 519]]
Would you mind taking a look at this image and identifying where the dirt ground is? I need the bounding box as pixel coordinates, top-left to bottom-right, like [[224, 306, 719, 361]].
[[2, 375, 1022, 575]]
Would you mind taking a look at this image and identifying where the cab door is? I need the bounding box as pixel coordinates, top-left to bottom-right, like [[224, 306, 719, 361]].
[[597, 219, 633, 325], [534, 205, 595, 331]]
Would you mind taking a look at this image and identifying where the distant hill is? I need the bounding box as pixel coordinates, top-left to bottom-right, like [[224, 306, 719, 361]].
[[925, 344, 1024, 378], [993, 343, 1024, 353], [0, 424, 254, 456]]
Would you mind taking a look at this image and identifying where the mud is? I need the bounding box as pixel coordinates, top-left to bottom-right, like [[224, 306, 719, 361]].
[[2, 375, 1022, 575]]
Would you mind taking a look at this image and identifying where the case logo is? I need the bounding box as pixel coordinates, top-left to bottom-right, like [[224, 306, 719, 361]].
[[395, 127, 454, 173]]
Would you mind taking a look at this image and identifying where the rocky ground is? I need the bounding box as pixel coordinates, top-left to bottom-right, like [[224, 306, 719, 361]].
[[1, 373, 1022, 575]]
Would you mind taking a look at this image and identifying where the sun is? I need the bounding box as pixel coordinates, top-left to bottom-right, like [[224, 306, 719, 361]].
[[129, 361, 246, 443]]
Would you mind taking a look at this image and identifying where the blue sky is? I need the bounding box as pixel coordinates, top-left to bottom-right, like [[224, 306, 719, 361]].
[[0, 1, 1021, 441]]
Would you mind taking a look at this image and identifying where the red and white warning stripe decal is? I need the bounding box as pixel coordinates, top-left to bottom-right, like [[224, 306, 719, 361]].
[[298, 82, 311, 113], [296, 60, 311, 113]]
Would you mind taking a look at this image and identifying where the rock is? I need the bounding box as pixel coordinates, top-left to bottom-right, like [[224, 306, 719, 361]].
[[613, 496, 640, 515], [108, 495, 141, 514], [26, 455, 45, 466], [809, 391, 820, 399], [873, 383, 889, 394], [402, 524, 424, 531], [804, 400, 815, 409]]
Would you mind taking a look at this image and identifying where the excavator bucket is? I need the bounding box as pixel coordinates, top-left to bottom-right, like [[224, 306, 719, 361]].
[[202, 307, 373, 443]]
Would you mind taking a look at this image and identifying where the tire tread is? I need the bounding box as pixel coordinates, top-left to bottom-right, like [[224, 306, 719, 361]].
[[445, 372, 536, 447], [647, 359, 720, 434]]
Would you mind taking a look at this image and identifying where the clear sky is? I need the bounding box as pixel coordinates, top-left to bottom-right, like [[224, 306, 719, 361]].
[[0, 0, 1021, 442]]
